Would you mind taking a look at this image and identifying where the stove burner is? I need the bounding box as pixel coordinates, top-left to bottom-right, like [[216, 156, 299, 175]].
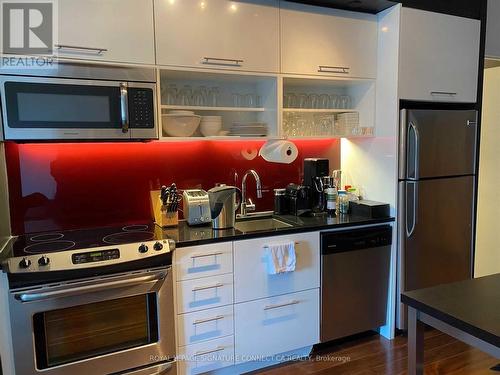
[[123, 224, 149, 232], [103, 231, 154, 245], [30, 233, 64, 242], [24, 240, 76, 254]]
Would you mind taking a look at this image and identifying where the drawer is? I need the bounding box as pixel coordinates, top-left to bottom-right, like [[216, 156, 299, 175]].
[[176, 274, 233, 314], [177, 305, 234, 347], [234, 232, 320, 303], [174, 242, 233, 281], [234, 289, 319, 363], [177, 335, 234, 375]]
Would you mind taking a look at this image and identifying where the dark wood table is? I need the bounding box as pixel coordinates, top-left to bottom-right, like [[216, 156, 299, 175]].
[[402, 273, 500, 375]]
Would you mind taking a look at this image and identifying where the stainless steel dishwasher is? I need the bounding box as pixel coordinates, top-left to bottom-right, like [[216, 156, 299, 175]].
[[320, 225, 392, 342]]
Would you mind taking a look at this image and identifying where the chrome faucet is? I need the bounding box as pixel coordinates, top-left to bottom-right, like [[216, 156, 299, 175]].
[[240, 169, 262, 216]]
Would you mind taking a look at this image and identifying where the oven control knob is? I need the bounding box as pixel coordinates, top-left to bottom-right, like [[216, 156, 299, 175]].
[[38, 256, 50, 266], [19, 257, 31, 269], [153, 242, 163, 251], [138, 244, 149, 253]]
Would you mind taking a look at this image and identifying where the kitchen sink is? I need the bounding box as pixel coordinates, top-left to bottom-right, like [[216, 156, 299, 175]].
[[234, 217, 294, 233]]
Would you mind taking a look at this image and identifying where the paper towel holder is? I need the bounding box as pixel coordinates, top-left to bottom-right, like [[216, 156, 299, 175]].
[[258, 139, 298, 164]]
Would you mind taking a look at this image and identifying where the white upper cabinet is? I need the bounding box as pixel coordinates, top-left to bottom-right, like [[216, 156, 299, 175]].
[[280, 3, 378, 78], [486, 0, 500, 59], [154, 0, 280, 73], [399, 7, 481, 103], [57, 0, 155, 65]]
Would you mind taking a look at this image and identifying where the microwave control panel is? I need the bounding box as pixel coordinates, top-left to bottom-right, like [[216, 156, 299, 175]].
[[128, 88, 154, 129]]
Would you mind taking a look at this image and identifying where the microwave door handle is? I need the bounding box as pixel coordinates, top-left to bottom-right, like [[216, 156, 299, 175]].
[[14, 271, 166, 302], [120, 83, 129, 133]]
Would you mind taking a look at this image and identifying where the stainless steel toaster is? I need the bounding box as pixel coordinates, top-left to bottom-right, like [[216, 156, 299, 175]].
[[182, 189, 211, 226]]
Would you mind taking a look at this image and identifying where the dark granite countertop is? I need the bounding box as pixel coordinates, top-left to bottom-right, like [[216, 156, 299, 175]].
[[156, 214, 395, 248], [402, 274, 500, 348]]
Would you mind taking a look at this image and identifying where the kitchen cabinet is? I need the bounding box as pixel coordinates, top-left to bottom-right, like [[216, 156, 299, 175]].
[[486, 0, 500, 59], [57, 0, 155, 65], [154, 0, 279, 73], [399, 7, 481, 103], [233, 232, 320, 303], [234, 288, 319, 363], [280, 2, 378, 78], [174, 242, 233, 281]]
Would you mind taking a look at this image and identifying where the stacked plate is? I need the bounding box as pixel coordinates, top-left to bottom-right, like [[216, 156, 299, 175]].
[[229, 122, 268, 137]]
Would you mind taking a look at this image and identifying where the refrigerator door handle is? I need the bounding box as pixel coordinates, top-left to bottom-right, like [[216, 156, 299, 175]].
[[408, 121, 420, 180], [406, 181, 418, 238]]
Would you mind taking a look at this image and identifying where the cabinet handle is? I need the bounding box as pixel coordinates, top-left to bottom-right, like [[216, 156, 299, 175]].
[[263, 241, 299, 250], [430, 91, 457, 96], [194, 346, 225, 357], [264, 300, 300, 310], [202, 57, 243, 66], [55, 44, 108, 55], [191, 251, 224, 259], [318, 65, 350, 74], [192, 283, 223, 292], [192, 315, 225, 325], [466, 120, 477, 126]]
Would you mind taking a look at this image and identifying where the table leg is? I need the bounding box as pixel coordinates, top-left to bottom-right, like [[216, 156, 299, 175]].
[[408, 306, 425, 375]]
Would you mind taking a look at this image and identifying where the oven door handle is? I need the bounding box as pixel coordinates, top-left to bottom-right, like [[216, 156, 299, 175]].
[[15, 271, 166, 302], [120, 83, 129, 133]]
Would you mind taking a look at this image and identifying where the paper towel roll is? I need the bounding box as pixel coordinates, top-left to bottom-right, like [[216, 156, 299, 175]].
[[258, 140, 298, 164]]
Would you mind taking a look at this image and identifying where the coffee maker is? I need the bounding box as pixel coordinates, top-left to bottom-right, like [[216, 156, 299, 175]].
[[303, 158, 330, 214]]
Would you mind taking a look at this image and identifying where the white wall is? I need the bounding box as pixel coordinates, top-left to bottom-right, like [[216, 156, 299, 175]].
[[475, 66, 500, 277]]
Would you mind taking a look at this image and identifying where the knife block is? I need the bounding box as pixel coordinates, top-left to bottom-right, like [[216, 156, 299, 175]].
[[150, 190, 179, 228]]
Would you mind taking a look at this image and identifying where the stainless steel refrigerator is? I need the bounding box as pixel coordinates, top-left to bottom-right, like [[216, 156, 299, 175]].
[[397, 109, 478, 330]]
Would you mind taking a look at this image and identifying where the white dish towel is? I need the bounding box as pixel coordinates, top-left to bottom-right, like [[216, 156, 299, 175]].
[[265, 241, 296, 275]]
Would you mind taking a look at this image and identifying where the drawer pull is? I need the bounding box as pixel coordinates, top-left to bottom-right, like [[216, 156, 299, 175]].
[[264, 300, 300, 310], [318, 65, 350, 74], [192, 283, 223, 292], [191, 251, 224, 259], [430, 91, 457, 96], [194, 346, 225, 357], [193, 315, 225, 325], [263, 241, 300, 250], [202, 57, 243, 66], [55, 44, 107, 55]]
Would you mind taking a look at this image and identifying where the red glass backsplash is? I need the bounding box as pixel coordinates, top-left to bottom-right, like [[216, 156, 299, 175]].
[[5, 139, 340, 235]]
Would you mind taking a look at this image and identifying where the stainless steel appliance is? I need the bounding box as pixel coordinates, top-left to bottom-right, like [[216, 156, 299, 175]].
[[1, 224, 176, 375], [397, 109, 478, 329], [208, 185, 242, 229], [0, 62, 157, 140], [321, 225, 392, 342], [183, 189, 211, 226]]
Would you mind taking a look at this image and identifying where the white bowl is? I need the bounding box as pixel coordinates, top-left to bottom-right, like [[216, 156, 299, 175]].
[[200, 121, 222, 137], [162, 114, 201, 137]]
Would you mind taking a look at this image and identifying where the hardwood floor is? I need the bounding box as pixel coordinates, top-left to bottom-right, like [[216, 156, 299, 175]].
[[250, 330, 499, 375]]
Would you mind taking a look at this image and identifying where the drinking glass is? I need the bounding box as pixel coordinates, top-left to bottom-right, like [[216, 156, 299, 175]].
[[340, 95, 352, 109], [329, 94, 339, 109], [297, 93, 308, 109], [199, 86, 208, 105], [284, 93, 297, 108], [308, 93, 319, 109], [319, 94, 330, 109], [192, 89, 204, 106], [177, 85, 192, 106], [232, 93, 242, 107], [165, 84, 177, 105], [244, 93, 256, 107], [208, 87, 220, 107]]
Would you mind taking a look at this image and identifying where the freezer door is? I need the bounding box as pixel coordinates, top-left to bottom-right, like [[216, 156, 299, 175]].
[[399, 109, 477, 179], [401, 176, 474, 293]]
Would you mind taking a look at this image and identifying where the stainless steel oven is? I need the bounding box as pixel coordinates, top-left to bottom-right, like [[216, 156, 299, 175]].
[[0, 62, 158, 140], [8, 268, 175, 375]]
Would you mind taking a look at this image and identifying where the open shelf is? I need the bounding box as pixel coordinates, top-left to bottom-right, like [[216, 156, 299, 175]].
[[282, 108, 356, 113], [161, 105, 265, 112]]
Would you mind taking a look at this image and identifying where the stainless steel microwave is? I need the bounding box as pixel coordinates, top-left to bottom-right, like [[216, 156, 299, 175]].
[[0, 64, 158, 140]]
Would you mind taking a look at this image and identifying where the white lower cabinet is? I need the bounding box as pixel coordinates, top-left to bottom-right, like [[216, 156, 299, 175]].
[[178, 335, 235, 375], [234, 289, 320, 364], [233, 232, 320, 303], [177, 305, 234, 347], [176, 273, 234, 314]]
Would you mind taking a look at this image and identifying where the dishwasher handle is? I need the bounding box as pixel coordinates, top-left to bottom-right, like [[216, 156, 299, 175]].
[[321, 225, 392, 255]]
